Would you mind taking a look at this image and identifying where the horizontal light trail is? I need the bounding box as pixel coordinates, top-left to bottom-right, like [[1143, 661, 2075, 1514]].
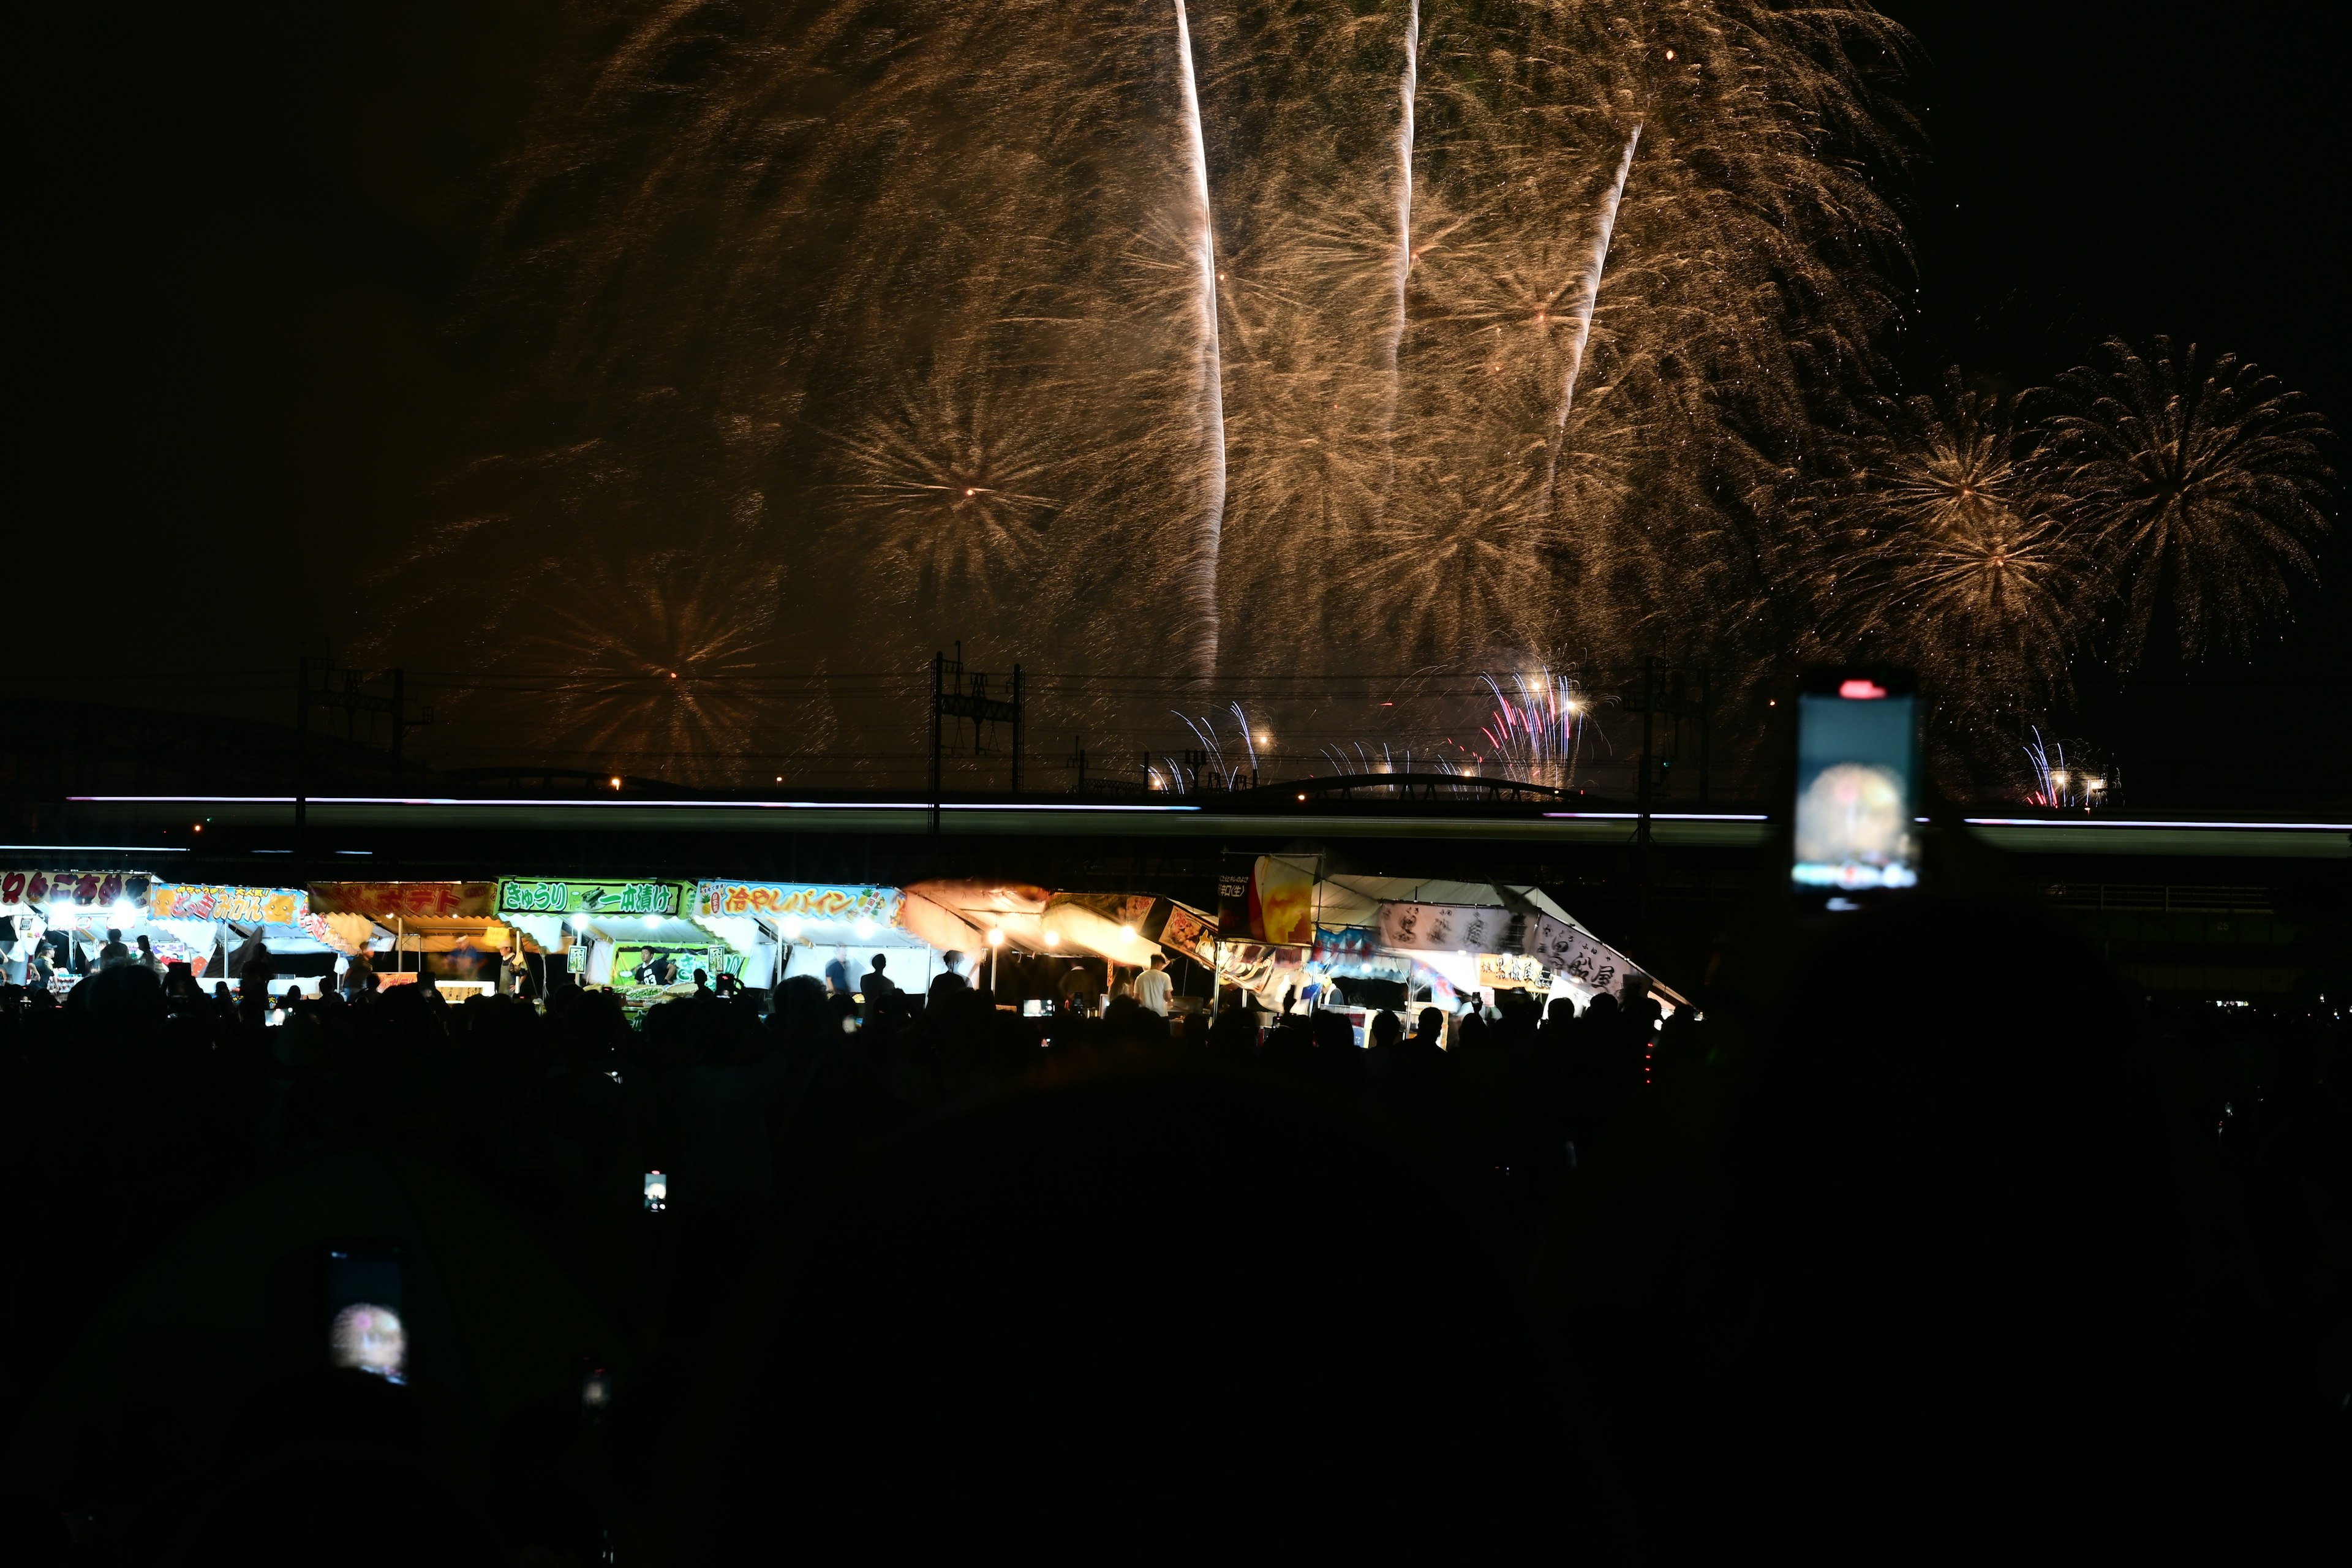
[[68, 795, 1202, 813], [1962, 816, 2351, 832]]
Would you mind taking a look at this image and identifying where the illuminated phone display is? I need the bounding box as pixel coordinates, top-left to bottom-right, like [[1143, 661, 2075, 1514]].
[[1792, 675, 1920, 894]]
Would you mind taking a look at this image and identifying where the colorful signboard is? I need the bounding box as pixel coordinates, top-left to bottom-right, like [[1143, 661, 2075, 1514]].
[[1218, 853, 1317, 946], [693, 881, 902, 925], [148, 884, 307, 925], [311, 881, 497, 921], [1146, 900, 1218, 967], [1313, 925, 1413, 980], [1, 871, 151, 910], [498, 878, 687, 918]]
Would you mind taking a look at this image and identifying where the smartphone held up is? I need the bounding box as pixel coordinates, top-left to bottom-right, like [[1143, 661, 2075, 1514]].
[[1790, 671, 1921, 905]]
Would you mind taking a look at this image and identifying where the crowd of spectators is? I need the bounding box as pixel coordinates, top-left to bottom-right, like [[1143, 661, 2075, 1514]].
[[1, 895, 2342, 1559]]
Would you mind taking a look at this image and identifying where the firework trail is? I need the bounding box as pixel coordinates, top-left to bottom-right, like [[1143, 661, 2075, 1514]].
[[1546, 123, 1640, 513], [1172, 0, 1227, 676], [1380, 0, 1419, 494]]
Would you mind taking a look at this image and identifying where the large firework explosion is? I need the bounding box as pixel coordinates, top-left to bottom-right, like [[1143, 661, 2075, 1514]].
[[383, 2, 1910, 736], [364, 5, 2330, 790]]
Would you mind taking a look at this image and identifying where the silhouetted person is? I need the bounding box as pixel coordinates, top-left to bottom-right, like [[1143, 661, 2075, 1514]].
[[1133, 953, 1174, 1016], [1057, 962, 1096, 1017], [99, 928, 132, 968]]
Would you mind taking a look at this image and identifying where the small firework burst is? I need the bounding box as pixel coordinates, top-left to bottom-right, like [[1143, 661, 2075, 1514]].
[[2021, 728, 2119, 810]]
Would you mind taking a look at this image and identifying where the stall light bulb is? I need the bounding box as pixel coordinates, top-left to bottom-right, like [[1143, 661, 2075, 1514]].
[[642, 915, 660, 929], [1045, 931, 1061, 946], [987, 929, 1005, 947], [111, 900, 138, 924], [778, 916, 803, 940], [571, 913, 587, 930], [854, 919, 875, 939], [1121, 925, 1136, 940]]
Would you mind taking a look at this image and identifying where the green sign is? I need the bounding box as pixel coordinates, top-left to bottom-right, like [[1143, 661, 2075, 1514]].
[[497, 878, 687, 917]]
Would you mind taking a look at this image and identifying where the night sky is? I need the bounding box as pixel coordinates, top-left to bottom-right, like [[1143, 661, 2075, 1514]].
[[19, 2, 2348, 802]]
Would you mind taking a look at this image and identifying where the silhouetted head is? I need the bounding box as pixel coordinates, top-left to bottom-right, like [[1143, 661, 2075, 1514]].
[[1371, 1011, 1404, 1049]]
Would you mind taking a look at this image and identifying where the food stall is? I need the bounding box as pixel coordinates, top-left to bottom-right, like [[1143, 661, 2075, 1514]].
[[497, 876, 706, 1018], [693, 880, 979, 999], [1, 869, 157, 990], [146, 881, 358, 994], [307, 881, 502, 1000]]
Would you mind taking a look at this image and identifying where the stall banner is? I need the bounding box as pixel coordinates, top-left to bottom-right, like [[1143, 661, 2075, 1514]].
[[311, 881, 496, 920], [1145, 900, 1218, 967], [149, 884, 306, 924], [499, 878, 686, 917], [1313, 925, 1414, 980], [694, 881, 902, 925], [1519, 914, 1637, 997], [1, 872, 151, 910], [1375, 900, 1520, 955], [1217, 853, 1317, 946], [1477, 951, 1551, 992]]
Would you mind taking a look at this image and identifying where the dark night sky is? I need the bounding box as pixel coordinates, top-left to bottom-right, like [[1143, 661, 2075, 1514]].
[[17, 1, 2348, 800]]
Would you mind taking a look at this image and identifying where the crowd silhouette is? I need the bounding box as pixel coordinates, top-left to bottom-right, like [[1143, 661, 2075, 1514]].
[[1, 895, 2342, 1560]]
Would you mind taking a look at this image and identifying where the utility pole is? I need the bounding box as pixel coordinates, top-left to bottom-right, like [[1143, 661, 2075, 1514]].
[[1637, 655, 1655, 930], [295, 657, 432, 850], [932, 647, 1023, 826], [295, 657, 311, 855]]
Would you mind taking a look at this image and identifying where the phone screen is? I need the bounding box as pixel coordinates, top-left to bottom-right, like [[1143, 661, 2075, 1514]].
[[643, 1170, 667, 1212], [1792, 675, 1920, 895], [326, 1245, 407, 1384]]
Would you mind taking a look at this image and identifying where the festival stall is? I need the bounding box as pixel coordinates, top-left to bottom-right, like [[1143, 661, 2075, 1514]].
[[496, 876, 705, 1017], [146, 881, 360, 993], [1203, 861, 1686, 1039], [692, 880, 976, 997], [1320, 873, 1686, 1017], [307, 881, 501, 1000], [1, 869, 156, 990]]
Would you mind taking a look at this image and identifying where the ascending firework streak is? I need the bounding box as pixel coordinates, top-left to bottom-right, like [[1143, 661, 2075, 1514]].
[[1173, 0, 1226, 675], [1546, 123, 1642, 512], [1381, 0, 1419, 494]]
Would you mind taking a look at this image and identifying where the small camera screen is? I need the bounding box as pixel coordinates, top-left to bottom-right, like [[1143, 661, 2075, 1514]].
[[643, 1170, 667, 1211], [1793, 688, 1919, 892]]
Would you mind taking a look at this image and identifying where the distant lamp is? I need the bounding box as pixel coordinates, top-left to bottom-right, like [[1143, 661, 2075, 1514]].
[[609, 777, 622, 790]]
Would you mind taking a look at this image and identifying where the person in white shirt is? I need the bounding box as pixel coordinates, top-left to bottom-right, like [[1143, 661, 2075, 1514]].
[[1132, 952, 1174, 1017]]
